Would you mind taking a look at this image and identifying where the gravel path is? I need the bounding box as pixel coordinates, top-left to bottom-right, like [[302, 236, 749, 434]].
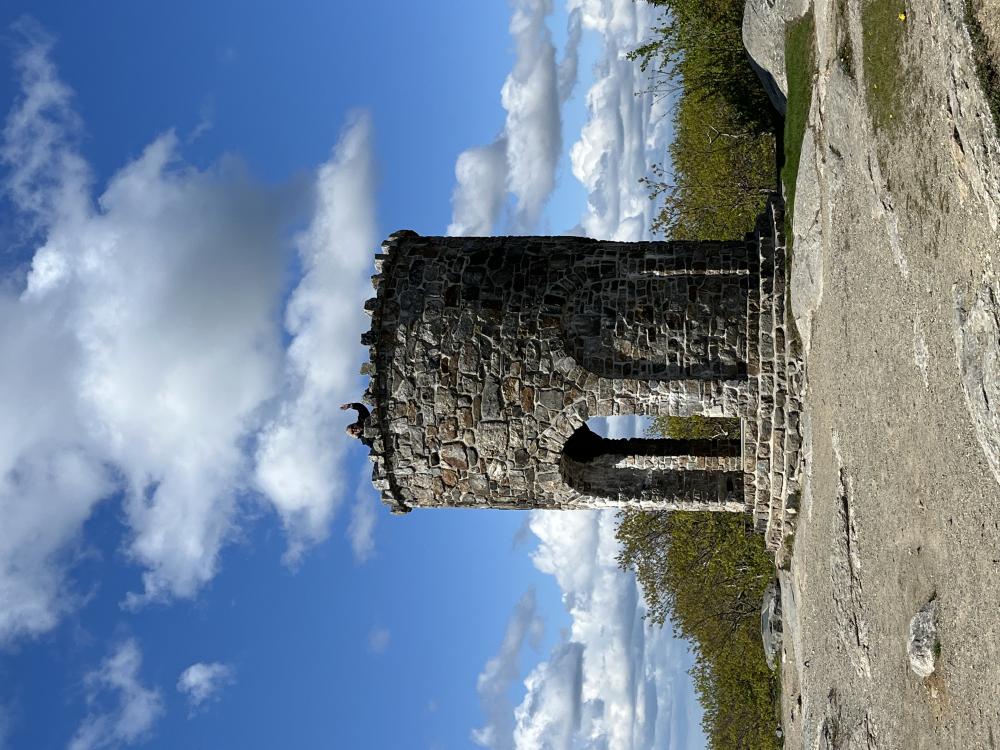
[[780, 0, 1000, 746]]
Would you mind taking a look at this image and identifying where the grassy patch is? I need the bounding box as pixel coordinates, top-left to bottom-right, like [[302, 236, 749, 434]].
[[652, 415, 741, 440], [781, 11, 817, 236], [862, 0, 910, 133], [965, 0, 1000, 130]]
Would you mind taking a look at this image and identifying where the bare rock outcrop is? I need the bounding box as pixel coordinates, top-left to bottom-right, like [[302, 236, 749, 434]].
[[741, 0, 810, 115]]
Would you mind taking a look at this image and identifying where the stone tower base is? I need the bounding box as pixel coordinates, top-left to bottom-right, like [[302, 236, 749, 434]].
[[741, 197, 804, 551]]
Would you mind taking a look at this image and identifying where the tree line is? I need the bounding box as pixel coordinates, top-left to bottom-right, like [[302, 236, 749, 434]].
[[629, 0, 777, 240], [616, 1, 782, 747]]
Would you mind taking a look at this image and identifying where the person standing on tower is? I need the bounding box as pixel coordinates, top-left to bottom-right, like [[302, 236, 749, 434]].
[[341, 402, 371, 443]]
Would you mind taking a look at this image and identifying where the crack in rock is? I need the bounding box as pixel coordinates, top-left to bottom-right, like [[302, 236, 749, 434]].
[[945, 21, 1000, 230], [865, 149, 908, 279], [830, 454, 872, 679], [814, 689, 843, 750], [813, 689, 882, 749], [856, 712, 882, 750]]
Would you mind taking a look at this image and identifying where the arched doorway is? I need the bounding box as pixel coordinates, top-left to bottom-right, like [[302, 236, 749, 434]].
[[560, 421, 744, 509]]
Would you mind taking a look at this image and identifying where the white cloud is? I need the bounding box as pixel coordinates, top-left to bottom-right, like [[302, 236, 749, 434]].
[[503, 0, 564, 232], [0, 25, 378, 641], [568, 0, 674, 241], [512, 642, 584, 750], [472, 589, 544, 750], [449, 0, 671, 241], [448, 0, 582, 236], [505, 511, 703, 750], [99, 133, 292, 607], [448, 140, 509, 237], [347, 465, 378, 563], [253, 110, 377, 563], [474, 514, 702, 750], [187, 98, 214, 144], [367, 626, 391, 655], [1, 19, 87, 232], [176, 662, 235, 709], [68, 640, 163, 750], [558, 9, 583, 103]]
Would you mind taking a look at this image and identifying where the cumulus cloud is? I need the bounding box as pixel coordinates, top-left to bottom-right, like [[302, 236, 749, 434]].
[[568, 0, 674, 241], [558, 9, 583, 103], [367, 626, 391, 655], [504, 511, 703, 750], [68, 640, 163, 750], [512, 642, 584, 750], [253, 110, 377, 562], [176, 662, 235, 709], [448, 141, 509, 237], [472, 589, 544, 749], [450, 0, 672, 240], [476, 512, 702, 750], [0, 24, 378, 641], [448, 1, 582, 236]]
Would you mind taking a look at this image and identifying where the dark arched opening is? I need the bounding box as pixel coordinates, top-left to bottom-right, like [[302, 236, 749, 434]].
[[563, 422, 740, 462], [561, 422, 743, 508]]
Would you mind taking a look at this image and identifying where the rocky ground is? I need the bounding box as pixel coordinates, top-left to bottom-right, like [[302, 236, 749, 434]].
[[763, 0, 1000, 746], [970, 0, 1000, 70]]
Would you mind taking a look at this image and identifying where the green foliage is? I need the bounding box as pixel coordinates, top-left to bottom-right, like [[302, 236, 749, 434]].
[[630, 0, 778, 135], [617, 510, 780, 749], [651, 415, 741, 441], [647, 94, 776, 239], [618, 418, 779, 749], [634, 0, 776, 239], [861, 0, 910, 134], [781, 11, 817, 234]]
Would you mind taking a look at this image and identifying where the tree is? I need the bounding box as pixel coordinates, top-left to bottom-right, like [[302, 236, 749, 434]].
[[646, 80, 775, 239], [630, 0, 779, 136], [616, 510, 780, 749], [633, 0, 778, 240]]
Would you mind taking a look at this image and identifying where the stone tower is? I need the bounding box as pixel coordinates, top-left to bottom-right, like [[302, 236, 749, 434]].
[[360, 197, 801, 548]]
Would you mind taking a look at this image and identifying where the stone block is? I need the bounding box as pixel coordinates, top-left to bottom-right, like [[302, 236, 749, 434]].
[[360, 198, 798, 522]]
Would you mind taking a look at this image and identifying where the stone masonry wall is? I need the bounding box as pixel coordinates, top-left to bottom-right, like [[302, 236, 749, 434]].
[[362, 232, 757, 514]]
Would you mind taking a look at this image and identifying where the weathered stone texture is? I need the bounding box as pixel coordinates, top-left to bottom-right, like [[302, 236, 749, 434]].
[[360, 196, 801, 548]]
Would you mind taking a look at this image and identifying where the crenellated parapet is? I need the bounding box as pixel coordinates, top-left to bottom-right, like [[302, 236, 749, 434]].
[[360, 229, 417, 514]]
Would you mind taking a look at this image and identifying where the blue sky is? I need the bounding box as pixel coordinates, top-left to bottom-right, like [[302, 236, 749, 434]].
[[0, 2, 702, 749]]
